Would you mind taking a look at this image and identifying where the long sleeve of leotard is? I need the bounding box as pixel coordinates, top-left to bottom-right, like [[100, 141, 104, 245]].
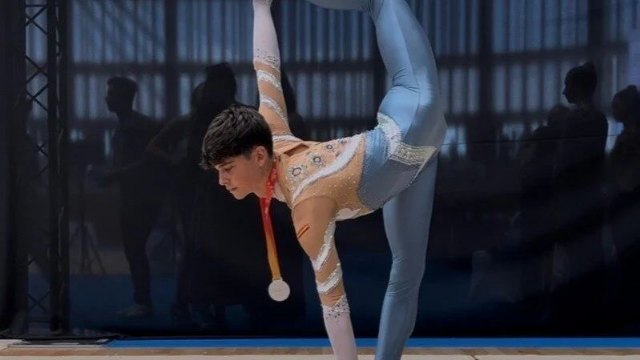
[[253, 0, 293, 139], [292, 197, 357, 360]]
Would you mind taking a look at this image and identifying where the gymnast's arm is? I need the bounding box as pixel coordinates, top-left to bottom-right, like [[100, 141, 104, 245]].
[[292, 197, 347, 308], [252, 0, 293, 138]]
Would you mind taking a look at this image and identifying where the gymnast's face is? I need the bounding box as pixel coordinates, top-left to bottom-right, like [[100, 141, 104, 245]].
[[215, 146, 271, 200]]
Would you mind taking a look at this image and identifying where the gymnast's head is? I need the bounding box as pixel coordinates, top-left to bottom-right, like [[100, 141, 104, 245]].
[[200, 104, 274, 199]]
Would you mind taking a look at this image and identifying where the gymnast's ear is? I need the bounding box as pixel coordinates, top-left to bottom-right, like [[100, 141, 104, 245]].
[[251, 145, 271, 166]]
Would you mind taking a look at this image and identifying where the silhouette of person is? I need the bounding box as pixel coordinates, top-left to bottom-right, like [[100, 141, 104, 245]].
[[610, 86, 640, 193], [281, 72, 310, 140], [550, 62, 608, 330], [146, 82, 204, 324], [608, 85, 640, 323], [518, 105, 569, 318], [100, 77, 164, 318]]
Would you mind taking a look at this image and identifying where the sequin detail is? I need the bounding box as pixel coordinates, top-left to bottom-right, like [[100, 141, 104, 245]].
[[260, 95, 287, 124], [392, 143, 436, 166], [291, 135, 362, 202], [273, 135, 301, 143], [312, 221, 335, 272], [307, 152, 325, 167], [316, 263, 342, 294], [254, 48, 280, 74], [377, 113, 436, 167], [286, 164, 308, 185], [324, 143, 337, 152], [322, 295, 350, 320], [257, 69, 282, 92]]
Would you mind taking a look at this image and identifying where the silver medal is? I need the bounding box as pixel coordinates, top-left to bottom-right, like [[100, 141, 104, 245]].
[[268, 279, 290, 302]]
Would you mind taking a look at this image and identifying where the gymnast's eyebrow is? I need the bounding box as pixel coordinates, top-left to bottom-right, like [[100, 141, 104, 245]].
[[215, 159, 234, 169]]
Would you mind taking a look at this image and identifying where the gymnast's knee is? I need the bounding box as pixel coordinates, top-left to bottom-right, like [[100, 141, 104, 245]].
[[387, 259, 425, 294], [415, 96, 441, 122]]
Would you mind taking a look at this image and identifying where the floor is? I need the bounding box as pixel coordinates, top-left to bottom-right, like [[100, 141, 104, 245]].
[[3, 338, 640, 359]]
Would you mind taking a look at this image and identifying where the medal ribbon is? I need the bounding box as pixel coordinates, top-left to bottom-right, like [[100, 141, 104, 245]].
[[259, 164, 282, 281]]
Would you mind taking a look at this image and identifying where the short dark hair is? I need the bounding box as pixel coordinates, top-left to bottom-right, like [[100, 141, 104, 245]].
[[200, 105, 273, 169], [107, 77, 138, 106]]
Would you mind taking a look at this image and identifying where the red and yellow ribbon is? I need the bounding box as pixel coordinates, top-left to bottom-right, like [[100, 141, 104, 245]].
[[259, 164, 282, 281]]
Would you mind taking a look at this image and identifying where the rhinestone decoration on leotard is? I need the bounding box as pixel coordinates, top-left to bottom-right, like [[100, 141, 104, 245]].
[[322, 295, 350, 320], [377, 113, 435, 167]]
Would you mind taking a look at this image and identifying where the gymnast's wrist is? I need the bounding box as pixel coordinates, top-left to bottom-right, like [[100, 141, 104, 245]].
[[253, 0, 273, 9]]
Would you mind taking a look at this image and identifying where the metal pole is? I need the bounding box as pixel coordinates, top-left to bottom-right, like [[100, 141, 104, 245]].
[[58, 0, 70, 332], [47, 0, 61, 332]]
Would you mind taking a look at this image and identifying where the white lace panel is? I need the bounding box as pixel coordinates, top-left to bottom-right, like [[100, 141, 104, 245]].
[[273, 134, 302, 143], [322, 295, 351, 320], [257, 69, 282, 92], [260, 94, 287, 124], [254, 48, 280, 74], [377, 113, 436, 166]]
